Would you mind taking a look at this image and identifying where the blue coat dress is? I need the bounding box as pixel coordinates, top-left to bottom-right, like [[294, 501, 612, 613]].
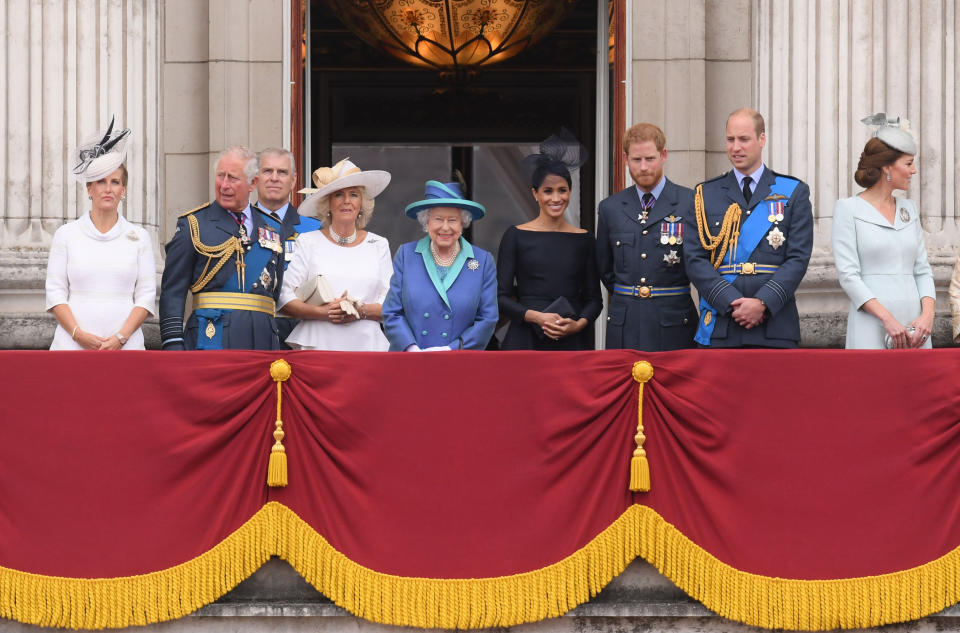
[[383, 236, 498, 351]]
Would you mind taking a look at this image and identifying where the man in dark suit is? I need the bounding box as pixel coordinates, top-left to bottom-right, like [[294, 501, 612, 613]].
[[682, 108, 813, 348], [159, 146, 286, 350], [596, 123, 698, 350], [255, 148, 321, 348]]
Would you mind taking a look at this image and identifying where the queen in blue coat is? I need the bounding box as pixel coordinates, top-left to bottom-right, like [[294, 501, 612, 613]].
[[382, 181, 498, 351]]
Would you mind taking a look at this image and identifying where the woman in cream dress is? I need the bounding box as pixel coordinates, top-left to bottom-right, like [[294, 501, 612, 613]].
[[278, 159, 393, 351], [832, 115, 935, 349], [46, 118, 155, 350]]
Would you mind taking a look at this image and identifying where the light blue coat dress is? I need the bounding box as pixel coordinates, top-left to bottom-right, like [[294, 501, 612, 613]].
[[383, 236, 498, 351], [832, 196, 935, 349]]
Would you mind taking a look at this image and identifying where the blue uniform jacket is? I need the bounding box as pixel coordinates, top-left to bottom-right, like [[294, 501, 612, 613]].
[[159, 200, 286, 350], [383, 236, 498, 351], [682, 168, 813, 348], [596, 179, 698, 350]]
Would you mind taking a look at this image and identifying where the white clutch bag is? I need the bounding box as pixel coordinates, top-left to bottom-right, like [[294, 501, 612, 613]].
[[295, 275, 337, 306], [295, 275, 363, 318]]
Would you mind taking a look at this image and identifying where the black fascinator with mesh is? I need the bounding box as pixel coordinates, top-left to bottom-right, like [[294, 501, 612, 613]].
[[522, 128, 589, 188]]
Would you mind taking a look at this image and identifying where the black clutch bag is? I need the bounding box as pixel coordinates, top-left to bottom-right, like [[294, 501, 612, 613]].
[[531, 296, 577, 339]]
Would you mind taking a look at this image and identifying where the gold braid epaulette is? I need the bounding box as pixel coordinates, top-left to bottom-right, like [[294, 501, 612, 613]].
[[187, 214, 244, 293], [694, 184, 743, 269]]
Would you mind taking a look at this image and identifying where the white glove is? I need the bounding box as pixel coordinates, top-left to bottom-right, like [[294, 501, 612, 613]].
[[405, 344, 422, 352], [423, 346, 451, 352]]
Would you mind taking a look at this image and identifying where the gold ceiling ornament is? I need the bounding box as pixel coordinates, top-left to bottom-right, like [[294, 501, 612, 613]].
[[328, 0, 579, 70]]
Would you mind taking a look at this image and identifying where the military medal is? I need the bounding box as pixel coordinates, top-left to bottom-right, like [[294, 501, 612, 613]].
[[766, 226, 786, 250], [259, 269, 271, 288], [660, 221, 670, 244], [258, 227, 282, 252], [768, 201, 784, 223], [675, 222, 683, 244], [285, 240, 295, 261], [663, 249, 680, 266], [899, 207, 910, 222], [238, 224, 250, 245], [205, 322, 216, 339]]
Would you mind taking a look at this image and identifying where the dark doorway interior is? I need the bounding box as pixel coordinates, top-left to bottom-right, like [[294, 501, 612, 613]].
[[306, 1, 599, 258]]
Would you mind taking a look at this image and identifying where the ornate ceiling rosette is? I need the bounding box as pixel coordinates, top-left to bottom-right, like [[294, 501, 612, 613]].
[[327, 0, 579, 69]]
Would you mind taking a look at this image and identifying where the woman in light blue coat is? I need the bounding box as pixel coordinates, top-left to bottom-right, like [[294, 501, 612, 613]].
[[383, 181, 498, 351], [832, 115, 935, 349]]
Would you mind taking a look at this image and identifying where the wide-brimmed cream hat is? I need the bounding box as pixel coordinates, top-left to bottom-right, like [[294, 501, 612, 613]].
[[71, 116, 131, 183], [297, 158, 391, 218]]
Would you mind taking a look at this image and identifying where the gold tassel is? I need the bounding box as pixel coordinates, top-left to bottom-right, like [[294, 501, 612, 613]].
[[630, 361, 654, 492], [267, 359, 292, 487]]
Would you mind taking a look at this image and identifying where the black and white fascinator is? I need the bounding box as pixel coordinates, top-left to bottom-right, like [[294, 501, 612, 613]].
[[71, 116, 131, 183], [522, 128, 589, 179], [861, 113, 917, 155]]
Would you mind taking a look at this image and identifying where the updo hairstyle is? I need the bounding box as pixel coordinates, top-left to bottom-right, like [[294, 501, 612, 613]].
[[855, 138, 904, 188], [531, 162, 572, 190]]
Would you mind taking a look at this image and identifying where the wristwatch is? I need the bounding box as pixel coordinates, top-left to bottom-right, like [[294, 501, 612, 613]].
[[115, 332, 128, 345]]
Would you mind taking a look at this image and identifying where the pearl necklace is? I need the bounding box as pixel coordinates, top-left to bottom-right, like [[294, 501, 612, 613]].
[[431, 241, 460, 267], [329, 226, 357, 246]]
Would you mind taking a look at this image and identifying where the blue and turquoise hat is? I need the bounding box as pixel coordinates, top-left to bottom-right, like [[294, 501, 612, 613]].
[[404, 180, 486, 220]]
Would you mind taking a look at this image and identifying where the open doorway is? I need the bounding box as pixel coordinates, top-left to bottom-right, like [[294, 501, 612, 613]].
[[303, 0, 599, 253]]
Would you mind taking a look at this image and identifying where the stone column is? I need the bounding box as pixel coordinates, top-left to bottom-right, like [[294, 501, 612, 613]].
[[0, 0, 162, 348], [162, 0, 287, 243], [755, 0, 959, 346], [629, 0, 707, 186]]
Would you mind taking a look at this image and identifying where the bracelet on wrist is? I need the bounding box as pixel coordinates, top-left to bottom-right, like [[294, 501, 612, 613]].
[[71, 326, 80, 340]]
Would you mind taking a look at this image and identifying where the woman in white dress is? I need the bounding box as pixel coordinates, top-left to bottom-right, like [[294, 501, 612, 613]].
[[832, 114, 935, 349], [278, 158, 393, 351], [45, 118, 156, 350]]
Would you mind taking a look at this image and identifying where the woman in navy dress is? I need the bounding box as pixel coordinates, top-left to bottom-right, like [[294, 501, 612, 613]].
[[497, 131, 602, 350]]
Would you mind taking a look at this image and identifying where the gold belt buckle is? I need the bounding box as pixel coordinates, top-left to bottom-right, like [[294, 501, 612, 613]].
[[741, 262, 756, 274], [637, 285, 651, 298]]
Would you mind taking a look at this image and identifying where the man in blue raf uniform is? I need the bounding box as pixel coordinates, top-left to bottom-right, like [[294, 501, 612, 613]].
[[159, 146, 287, 350], [254, 148, 321, 348], [683, 108, 813, 348], [597, 123, 698, 350]]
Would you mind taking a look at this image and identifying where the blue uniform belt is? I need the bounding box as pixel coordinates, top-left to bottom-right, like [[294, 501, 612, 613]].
[[716, 263, 780, 275], [194, 292, 276, 315], [613, 283, 688, 299]]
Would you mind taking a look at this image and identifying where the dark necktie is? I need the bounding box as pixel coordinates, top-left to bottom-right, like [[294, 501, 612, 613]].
[[231, 211, 249, 242], [639, 192, 655, 222], [741, 176, 753, 205]]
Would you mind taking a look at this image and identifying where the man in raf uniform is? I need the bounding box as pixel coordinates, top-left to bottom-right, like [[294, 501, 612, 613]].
[[683, 108, 813, 348], [254, 148, 321, 348], [596, 122, 698, 350], [159, 146, 286, 350]]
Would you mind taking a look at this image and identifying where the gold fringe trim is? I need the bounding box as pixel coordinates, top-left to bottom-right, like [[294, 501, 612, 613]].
[[4, 502, 960, 630], [631, 504, 960, 630], [276, 502, 639, 629], [0, 504, 277, 629]]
